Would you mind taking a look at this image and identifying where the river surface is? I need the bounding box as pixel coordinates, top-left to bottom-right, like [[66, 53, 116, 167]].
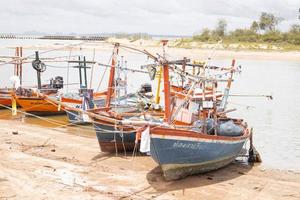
[[0, 39, 299, 171]]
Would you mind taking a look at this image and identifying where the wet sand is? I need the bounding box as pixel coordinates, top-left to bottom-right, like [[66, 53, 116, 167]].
[[0, 119, 299, 200]]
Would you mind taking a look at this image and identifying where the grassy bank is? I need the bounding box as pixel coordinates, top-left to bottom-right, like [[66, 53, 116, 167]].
[[172, 38, 300, 51]]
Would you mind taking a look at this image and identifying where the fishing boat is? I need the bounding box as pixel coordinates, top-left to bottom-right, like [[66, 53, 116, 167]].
[[65, 89, 106, 124], [64, 52, 151, 126], [0, 89, 12, 108], [0, 47, 24, 109], [11, 51, 68, 115], [112, 40, 250, 180], [13, 52, 102, 116], [91, 43, 159, 152], [63, 56, 108, 124], [149, 119, 249, 180], [13, 73, 83, 115], [91, 43, 235, 153], [146, 54, 251, 180]]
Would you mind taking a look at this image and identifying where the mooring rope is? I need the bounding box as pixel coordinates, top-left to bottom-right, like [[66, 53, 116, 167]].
[[96, 52, 113, 92]]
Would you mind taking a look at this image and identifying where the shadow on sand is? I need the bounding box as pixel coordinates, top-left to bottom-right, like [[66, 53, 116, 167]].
[[146, 160, 254, 194], [91, 151, 147, 162]]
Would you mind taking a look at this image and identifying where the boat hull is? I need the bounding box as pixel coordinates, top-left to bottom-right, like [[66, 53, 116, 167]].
[[66, 110, 90, 125], [0, 97, 12, 108], [93, 121, 136, 152], [15, 96, 82, 116], [15, 97, 65, 116], [0, 89, 13, 108], [65, 98, 105, 124], [150, 127, 248, 180]]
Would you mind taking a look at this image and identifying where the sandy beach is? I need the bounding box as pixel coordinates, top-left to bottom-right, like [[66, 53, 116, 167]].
[[1, 1, 299, 199], [0, 119, 299, 200], [10, 38, 300, 63], [109, 38, 300, 61]]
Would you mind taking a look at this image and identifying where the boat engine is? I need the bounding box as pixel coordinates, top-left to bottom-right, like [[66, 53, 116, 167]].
[[51, 76, 64, 89]]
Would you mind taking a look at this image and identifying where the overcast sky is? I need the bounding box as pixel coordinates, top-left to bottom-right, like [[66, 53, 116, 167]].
[[0, 0, 299, 35]]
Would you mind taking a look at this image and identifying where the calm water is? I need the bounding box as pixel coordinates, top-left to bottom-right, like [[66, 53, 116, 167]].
[[0, 39, 299, 171]]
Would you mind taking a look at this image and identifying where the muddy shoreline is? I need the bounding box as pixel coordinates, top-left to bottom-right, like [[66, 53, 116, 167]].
[[0, 119, 299, 200]]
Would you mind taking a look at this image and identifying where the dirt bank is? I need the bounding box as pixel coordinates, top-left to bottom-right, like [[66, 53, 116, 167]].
[[0, 119, 299, 200]]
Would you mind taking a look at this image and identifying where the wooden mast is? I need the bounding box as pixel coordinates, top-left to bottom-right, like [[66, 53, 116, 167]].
[[163, 62, 171, 123], [105, 43, 119, 108], [14, 47, 23, 84], [219, 59, 235, 110], [161, 40, 171, 123], [19, 47, 23, 85], [14, 47, 19, 77]]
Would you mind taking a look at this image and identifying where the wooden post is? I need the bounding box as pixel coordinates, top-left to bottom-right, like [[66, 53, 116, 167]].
[[14, 47, 19, 77], [192, 60, 196, 75], [213, 81, 218, 135], [182, 57, 186, 87], [161, 40, 171, 123], [35, 51, 42, 89], [78, 57, 82, 87], [19, 47, 23, 85], [83, 56, 88, 88], [69, 57, 92, 89], [124, 60, 128, 104], [202, 80, 207, 134], [163, 62, 171, 123], [220, 59, 235, 110], [105, 43, 119, 108]]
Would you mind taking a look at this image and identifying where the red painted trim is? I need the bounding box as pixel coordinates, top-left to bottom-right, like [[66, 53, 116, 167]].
[[150, 126, 249, 141], [93, 118, 134, 131]]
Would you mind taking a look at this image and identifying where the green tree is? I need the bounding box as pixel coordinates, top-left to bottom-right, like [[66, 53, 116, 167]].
[[250, 21, 259, 33], [289, 24, 300, 33], [259, 12, 283, 32], [199, 28, 211, 41], [215, 19, 227, 37], [287, 24, 300, 45], [228, 29, 259, 42]]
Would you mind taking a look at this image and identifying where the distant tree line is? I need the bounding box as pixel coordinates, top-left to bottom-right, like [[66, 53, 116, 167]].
[[193, 12, 300, 45]]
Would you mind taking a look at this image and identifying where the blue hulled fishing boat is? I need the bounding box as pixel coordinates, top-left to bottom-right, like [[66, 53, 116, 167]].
[[149, 120, 249, 180], [93, 119, 137, 152], [131, 45, 250, 180]]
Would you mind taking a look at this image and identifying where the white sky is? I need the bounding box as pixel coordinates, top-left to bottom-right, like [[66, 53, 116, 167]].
[[0, 0, 299, 35]]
